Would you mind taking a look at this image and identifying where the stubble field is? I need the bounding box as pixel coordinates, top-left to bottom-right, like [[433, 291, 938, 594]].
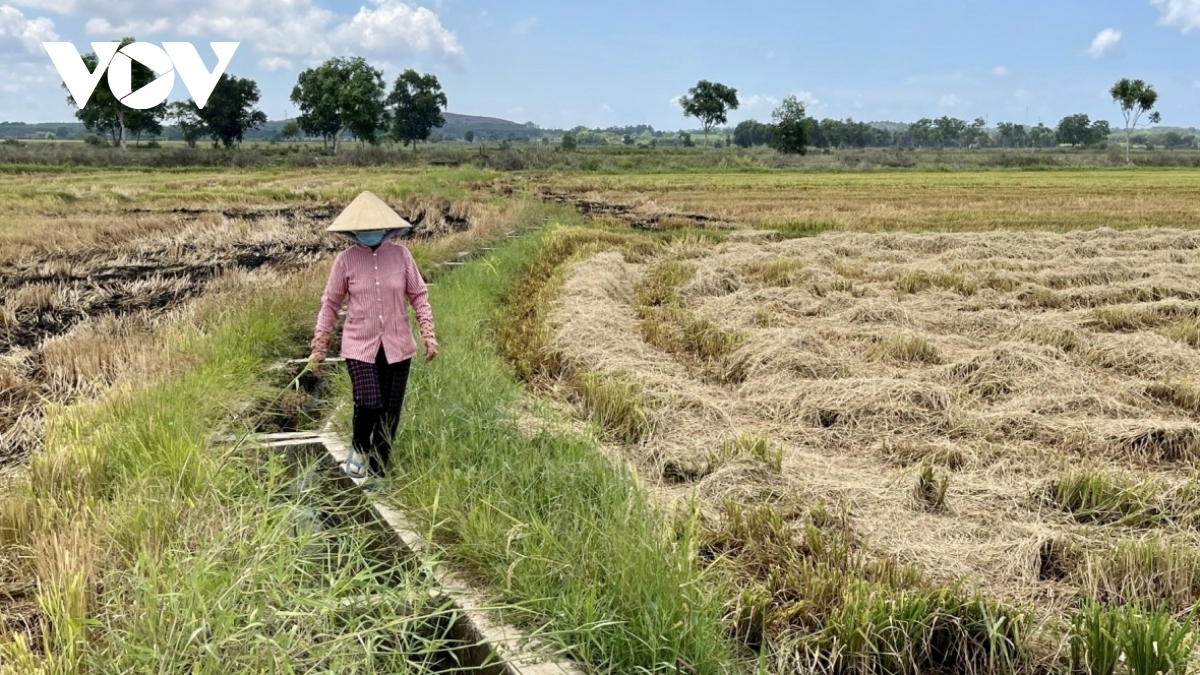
[[5, 165, 1200, 674], [521, 168, 1200, 671]]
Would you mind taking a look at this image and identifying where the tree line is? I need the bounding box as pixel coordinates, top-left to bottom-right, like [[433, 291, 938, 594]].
[[682, 77, 1169, 160], [61, 43, 1175, 161], [65, 40, 448, 153]]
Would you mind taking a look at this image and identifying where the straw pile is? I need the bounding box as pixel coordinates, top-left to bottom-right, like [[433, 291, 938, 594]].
[[552, 228, 1200, 609]]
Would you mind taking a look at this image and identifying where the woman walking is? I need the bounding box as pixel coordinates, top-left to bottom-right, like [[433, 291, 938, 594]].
[[309, 191, 438, 480]]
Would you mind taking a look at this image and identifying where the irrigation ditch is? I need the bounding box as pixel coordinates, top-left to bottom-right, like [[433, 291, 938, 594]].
[[217, 361, 582, 675], [206, 223, 586, 674]]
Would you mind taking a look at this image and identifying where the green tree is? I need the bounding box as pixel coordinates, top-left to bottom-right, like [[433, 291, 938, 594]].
[[622, 133, 634, 145], [281, 120, 302, 142], [55, 126, 69, 139], [996, 122, 1029, 148], [678, 80, 739, 146], [679, 132, 695, 147], [907, 118, 934, 148], [290, 57, 387, 154], [464, 129, 475, 143], [963, 117, 989, 148], [387, 69, 447, 148], [195, 73, 267, 148], [65, 37, 165, 149], [1029, 122, 1054, 148], [1056, 114, 1110, 148], [1110, 78, 1161, 164], [933, 116, 967, 148], [167, 101, 206, 148], [732, 119, 774, 147], [561, 133, 578, 151], [768, 95, 809, 154]]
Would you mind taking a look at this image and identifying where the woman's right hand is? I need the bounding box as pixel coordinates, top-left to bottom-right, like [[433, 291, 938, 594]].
[[309, 333, 330, 375]]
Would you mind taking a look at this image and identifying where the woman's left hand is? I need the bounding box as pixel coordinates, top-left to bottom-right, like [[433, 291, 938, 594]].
[[423, 338, 439, 362]]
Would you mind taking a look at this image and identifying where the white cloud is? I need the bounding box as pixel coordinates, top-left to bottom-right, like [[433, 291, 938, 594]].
[[1088, 28, 1121, 58], [669, 95, 682, 107], [47, 0, 462, 69], [330, 1, 463, 61], [742, 94, 779, 110], [86, 16, 170, 35], [992, 65, 1009, 76], [0, 5, 59, 56], [7, 0, 82, 12], [512, 17, 537, 34], [793, 90, 819, 107], [939, 94, 960, 107], [1153, 0, 1200, 33], [258, 56, 293, 72]]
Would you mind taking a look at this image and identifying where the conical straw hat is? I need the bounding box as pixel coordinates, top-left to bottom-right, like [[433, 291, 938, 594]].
[[326, 191, 412, 232]]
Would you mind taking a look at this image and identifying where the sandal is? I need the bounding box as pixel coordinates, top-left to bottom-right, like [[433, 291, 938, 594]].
[[343, 449, 367, 480]]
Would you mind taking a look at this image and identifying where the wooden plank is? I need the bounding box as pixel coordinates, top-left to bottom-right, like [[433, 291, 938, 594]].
[[212, 431, 324, 444]]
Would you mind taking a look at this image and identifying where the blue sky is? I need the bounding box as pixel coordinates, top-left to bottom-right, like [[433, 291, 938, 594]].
[[2, 0, 1199, 128]]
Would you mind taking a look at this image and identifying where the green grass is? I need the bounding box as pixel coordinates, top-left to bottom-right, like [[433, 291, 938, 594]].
[[868, 333, 944, 365], [634, 256, 746, 384], [712, 434, 783, 473], [369, 230, 735, 674], [1, 272, 460, 672], [1046, 471, 1164, 527], [1070, 601, 1196, 675], [912, 465, 950, 512], [700, 501, 1028, 675]]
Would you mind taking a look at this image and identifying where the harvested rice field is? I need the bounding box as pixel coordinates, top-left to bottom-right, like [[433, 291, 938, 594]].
[[10, 164, 1200, 674], [546, 225, 1200, 668], [0, 169, 511, 466], [529, 169, 1200, 233]]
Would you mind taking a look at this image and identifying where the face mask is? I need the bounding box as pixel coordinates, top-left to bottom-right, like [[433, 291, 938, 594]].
[[353, 230, 387, 246]]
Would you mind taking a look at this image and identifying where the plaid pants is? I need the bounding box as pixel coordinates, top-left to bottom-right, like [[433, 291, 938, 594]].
[[346, 347, 412, 476]]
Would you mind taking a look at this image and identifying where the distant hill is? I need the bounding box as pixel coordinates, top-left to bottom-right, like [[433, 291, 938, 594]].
[[0, 112, 545, 141], [441, 113, 543, 140]]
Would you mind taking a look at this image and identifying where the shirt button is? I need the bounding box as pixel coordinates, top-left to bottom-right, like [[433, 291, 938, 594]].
[[379, 315, 383, 320]]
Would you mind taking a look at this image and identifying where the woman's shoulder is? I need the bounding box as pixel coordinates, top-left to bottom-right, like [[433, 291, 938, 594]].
[[384, 241, 414, 258]]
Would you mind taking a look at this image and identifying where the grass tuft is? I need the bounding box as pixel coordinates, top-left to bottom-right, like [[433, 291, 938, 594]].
[[1166, 317, 1200, 348], [1070, 601, 1196, 675], [1046, 470, 1162, 527], [895, 269, 977, 296], [1146, 379, 1200, 414], [712, 434, 783, 472], [743, 258, 808, 287], [576, 372, 653, 444], [699, 502, 1027, 675], [912, 465, 950, 512], [869, 333, 943, 365], [635, 256, 746, 383]]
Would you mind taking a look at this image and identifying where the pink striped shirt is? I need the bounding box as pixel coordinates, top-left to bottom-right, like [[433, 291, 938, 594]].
[[315, 242, 435, 364]]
